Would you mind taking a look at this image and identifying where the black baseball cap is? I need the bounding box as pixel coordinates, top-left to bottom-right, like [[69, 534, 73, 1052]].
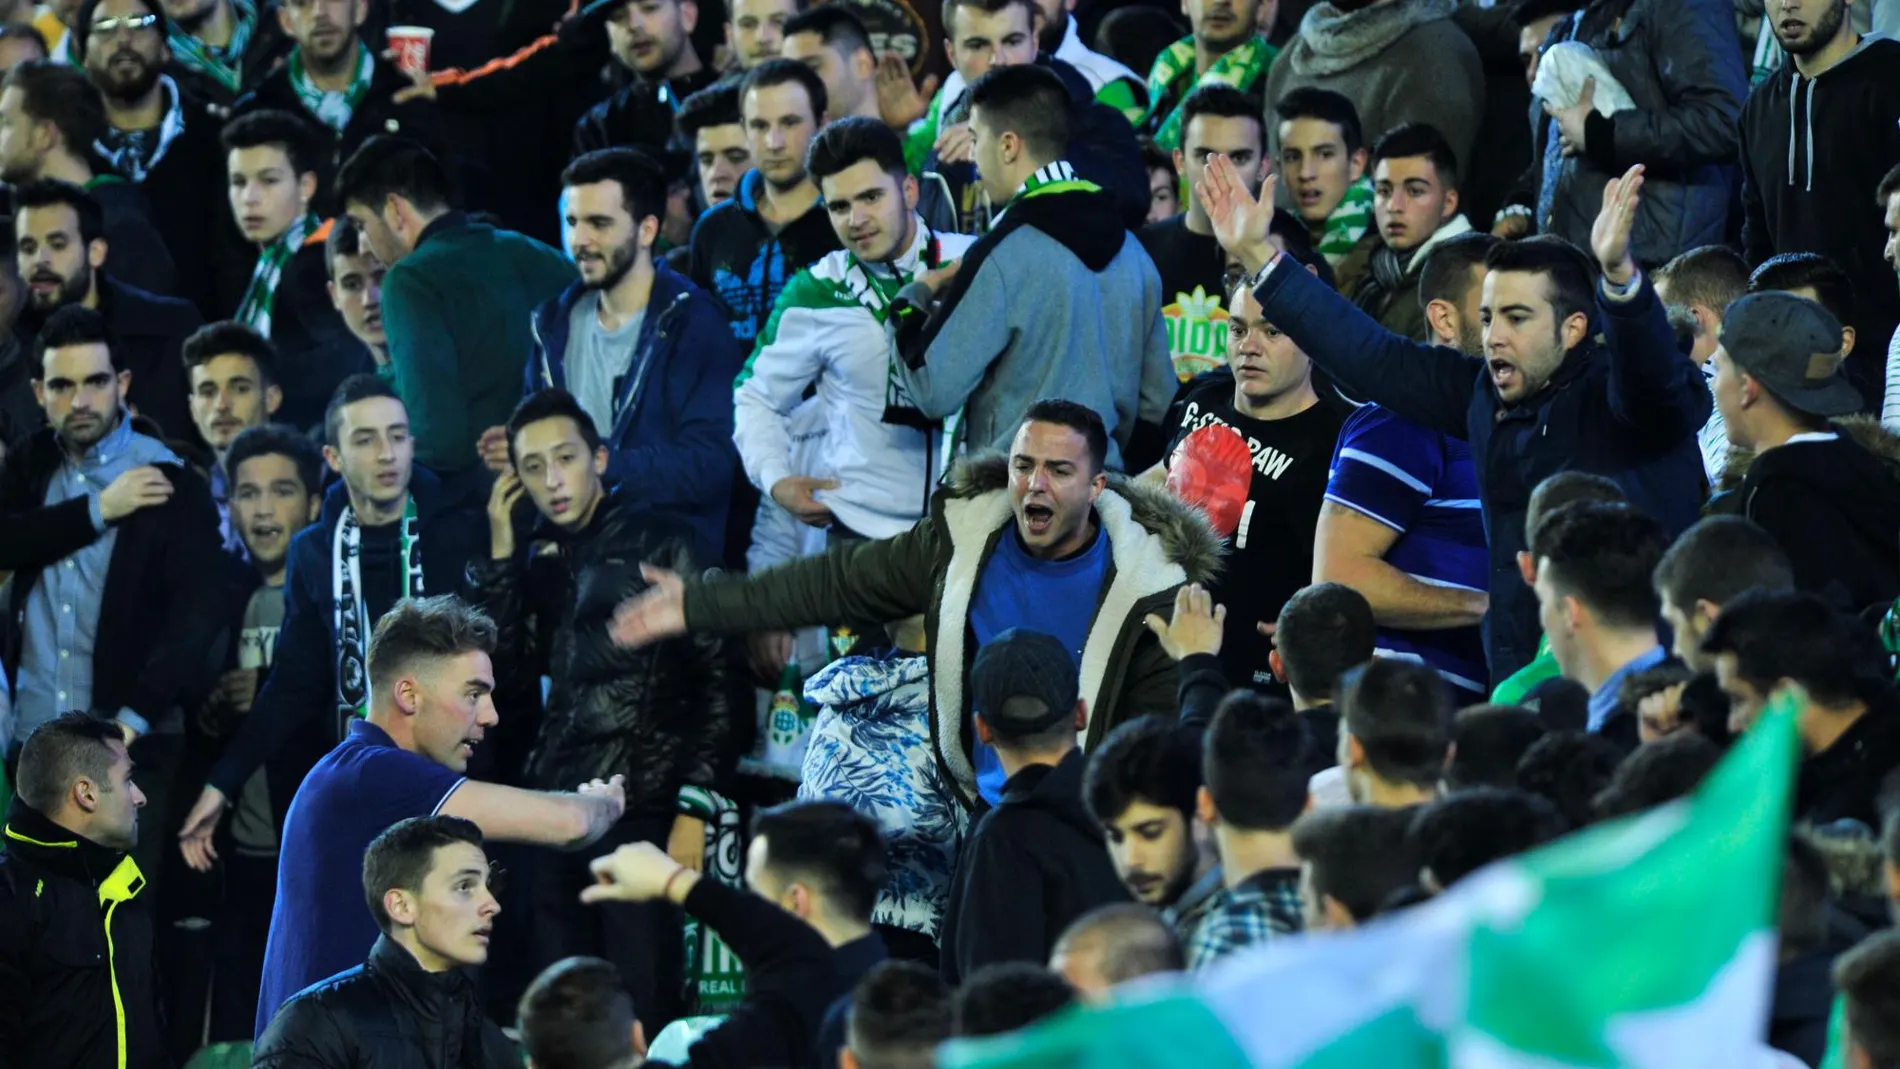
[[971, 628, 1079, 739], [1718, 291, 1861, 417]]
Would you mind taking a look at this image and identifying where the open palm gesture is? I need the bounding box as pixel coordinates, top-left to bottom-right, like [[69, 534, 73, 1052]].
[[1590, 164, 1645, 287], [1197, 155, 1279, 276]]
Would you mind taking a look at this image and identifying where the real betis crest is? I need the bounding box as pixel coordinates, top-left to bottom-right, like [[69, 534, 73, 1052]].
[[1162, 285, 1231, 382]]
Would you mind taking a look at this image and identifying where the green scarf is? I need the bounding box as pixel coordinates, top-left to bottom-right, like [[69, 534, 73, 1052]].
[[168, 0, 257, 95], [236, 213, 320, 338], [990, 160, 1100, 230], [1143, 35, 1276, 151], [1317, 176, 1375, 266], [290, 41, 373, 132]]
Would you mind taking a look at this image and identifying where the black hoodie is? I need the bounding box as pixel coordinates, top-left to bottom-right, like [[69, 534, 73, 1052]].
[[1740, 418, 1900, 614], [939, 748, 1131, 985], [1739, 35, 1900, 404]]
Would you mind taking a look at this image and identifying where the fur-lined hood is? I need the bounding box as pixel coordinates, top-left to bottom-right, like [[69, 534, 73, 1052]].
[[944, 453, 1223, 584], [1834, 414, 1900, 465], [928, 452, 1224, 803], [1283, 0, 1459, 77]]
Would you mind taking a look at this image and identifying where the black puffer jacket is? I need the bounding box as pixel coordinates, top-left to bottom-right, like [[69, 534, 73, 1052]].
[[252, 936, 517, 1069], [467, 489, 735, 817], [1535, 0, 1748, 265]]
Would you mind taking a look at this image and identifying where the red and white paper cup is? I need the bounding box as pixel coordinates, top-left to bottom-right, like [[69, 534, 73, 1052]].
[[386, 26, 435, 76]]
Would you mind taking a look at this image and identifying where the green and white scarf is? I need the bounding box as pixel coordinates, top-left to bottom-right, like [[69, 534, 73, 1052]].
[[290, 41, 373, 132], [991, 160, 1099, 229], [168, 0, 258, 95], [856, 222, 943, 430], [1143, 35, 1276, 151], [94, 76, 187, 183], [332, 497, 423, 727], [1316, 176, 1374, 266], [236, 212, 320, 339]]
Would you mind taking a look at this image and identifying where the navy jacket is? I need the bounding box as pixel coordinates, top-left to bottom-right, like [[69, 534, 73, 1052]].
[[527, 263, 746, 562], [1250, 260, 1709, 681], [203, 465, 484, 823]]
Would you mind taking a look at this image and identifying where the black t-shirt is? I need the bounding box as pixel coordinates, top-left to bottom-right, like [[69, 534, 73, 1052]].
[[1165, 383, 1342, 687], [1137, 214, 1231, 385]]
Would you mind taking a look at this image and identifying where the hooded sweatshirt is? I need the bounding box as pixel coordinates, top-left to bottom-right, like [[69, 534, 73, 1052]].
[[1739, 33, 1900, 404], [892, 163, 1176, 468], [686, 169, 842, 346], [1740, 416, 1900, 613], [938, 748, 1131, 984]]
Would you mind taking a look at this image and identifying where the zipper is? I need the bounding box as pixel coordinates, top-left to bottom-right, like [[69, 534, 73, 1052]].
[[608, 293, 690, 445], [104, 898, 128, 1069]]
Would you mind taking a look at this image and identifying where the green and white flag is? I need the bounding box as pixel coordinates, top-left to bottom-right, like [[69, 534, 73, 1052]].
[[943, 694, 1800, 1069]]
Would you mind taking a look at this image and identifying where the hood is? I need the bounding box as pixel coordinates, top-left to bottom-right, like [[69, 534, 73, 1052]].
[[1286, 0, 1458, 76], [1774, 35, 1899, 192], [804, 651, 931, 710], [1833, 413, 1900, 465], [998, 173, 1129, 273], [1804, 821, 1889, 901], [998, 750, 1103, 837], [945, 453, 1223, 583]]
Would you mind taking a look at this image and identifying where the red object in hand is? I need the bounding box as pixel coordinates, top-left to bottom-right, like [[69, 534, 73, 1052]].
[[1166, 423, 1252, 539], [386, 26, 435, 75]]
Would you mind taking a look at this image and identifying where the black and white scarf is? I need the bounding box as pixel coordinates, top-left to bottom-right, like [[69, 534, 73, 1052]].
[[333, 500, 423, 729]]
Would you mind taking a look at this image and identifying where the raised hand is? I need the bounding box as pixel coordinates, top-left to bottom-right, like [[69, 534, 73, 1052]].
[[876, 53, 937, 128], [1591, 163, 1645, 287], [1142, 583, 1227, 661], [487, 471, 526, 560], [477, 425, 511, 473], [609, 564, 688, 649], [1197, 156, 1279, 276]]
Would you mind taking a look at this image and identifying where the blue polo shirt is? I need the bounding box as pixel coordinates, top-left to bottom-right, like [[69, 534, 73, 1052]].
[[253, 719, 466, 1037]]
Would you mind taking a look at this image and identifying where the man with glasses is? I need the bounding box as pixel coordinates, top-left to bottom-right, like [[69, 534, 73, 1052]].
[[76, 0, 246, 319]]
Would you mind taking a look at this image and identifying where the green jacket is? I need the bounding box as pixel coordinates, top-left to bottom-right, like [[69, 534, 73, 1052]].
[[684, 454, 1223, 807], [381, 212, 573, 471]]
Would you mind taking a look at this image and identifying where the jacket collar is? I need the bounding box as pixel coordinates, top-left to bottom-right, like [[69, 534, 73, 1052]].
[[1494, 339, 1600, 417], [319, 462, 452, 530], [734, 169, 823, 223], [415, 210, 471, 251], [930, 464, 1220, 802], [366, 933, 478, 1010], [2, 801, 133, 887]]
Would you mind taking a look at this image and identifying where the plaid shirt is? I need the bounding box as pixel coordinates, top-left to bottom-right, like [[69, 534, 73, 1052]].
[[1186, 868, 1304, 971]]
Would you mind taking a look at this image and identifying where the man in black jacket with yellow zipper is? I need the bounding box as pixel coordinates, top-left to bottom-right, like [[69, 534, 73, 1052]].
[[468, 387, 734, 1029], [0, 714, 168, 1069]]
